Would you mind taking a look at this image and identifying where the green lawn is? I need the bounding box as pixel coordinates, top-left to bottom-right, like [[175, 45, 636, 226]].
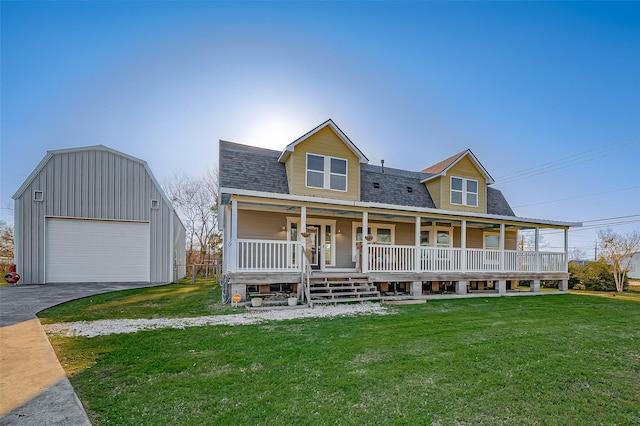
[[41, 287, 640, 425], [39, 279, 233, 323]]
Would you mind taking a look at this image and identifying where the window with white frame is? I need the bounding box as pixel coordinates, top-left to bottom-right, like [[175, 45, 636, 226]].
[[450, 176, 478, 207], [352, 223, 395, 260], [483, 232, 500, 250], [306, 153, 347, 191]]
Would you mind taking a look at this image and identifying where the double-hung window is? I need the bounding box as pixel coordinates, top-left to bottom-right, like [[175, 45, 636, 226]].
[[450, 177, 478, 207], [352, 223, 395, 261], [306, 154, 347, 191]]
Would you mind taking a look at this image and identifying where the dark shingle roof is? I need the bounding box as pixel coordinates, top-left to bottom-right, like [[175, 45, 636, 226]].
[[487, 187, 515, 216], [361, 165, 436, 208], [219, 140, 515, 216], [219, 141, 289, 194]]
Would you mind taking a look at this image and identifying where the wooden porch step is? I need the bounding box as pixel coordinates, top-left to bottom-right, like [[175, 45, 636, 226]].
[[310, 287, 378, 294], [311, 290, 380, 298], [307, 274, 380, 304], [310, 280, 370, 285], [312, 296, 382, 304], [309, 284, 376, 291]]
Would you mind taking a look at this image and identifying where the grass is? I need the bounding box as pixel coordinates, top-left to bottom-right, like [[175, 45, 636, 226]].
[[41, 289, 640, 425], [38, 278, 233, 324], [570, 288, 640, 303]]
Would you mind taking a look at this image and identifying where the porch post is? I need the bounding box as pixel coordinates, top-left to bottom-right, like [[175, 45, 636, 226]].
[[222, 205, 229, 273], [415, 216, 421, 272], [564, 228, 569, 272], [461, 220, 467, 272], [532, 280, 541, 293], [362, 211, 369, 273], [301, 206, 307, 234], [534, 227, 540, 273], [455, 280, 467, 295], [499, 223, 505, 272], [231, 200, 238, 272]]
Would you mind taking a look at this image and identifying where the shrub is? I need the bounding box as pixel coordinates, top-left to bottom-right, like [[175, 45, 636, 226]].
[[569, 261, 626, 292]]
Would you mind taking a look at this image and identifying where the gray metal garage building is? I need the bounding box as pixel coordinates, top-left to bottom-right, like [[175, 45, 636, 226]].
[[12, 145, 186, 284]]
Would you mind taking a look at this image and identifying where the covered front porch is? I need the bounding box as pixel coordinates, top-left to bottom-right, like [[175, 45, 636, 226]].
[[220, 195, 573, 303]]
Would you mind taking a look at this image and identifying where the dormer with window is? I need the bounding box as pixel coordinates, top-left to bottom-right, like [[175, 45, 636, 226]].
[[420, 150, 494, 213], [278, 119, 368, 201]]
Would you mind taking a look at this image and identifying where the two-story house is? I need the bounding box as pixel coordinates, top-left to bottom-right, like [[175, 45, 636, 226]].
[[219, 119, 580, 304]]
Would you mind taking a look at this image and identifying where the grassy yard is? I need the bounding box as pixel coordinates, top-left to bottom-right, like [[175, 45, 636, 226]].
[[41, 287, 640, 425], [39, 279, 233, 323]]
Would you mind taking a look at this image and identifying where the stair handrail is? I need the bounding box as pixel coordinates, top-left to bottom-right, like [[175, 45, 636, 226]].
[[300, 241, 313, 308]]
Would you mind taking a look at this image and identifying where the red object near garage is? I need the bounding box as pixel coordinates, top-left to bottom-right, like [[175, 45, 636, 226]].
[[4, 264, 20, 284]]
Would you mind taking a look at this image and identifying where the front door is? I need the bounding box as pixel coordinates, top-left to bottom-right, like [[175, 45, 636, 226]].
[[307, 225, 321, 269]]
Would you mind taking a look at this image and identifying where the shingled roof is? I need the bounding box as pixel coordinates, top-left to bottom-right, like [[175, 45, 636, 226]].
[[361, 165, 436, 208], [219, 140, 514, 216], [219, 140, 289, 194], [421, 151, 466, 174], [421, 149, 495, 185]]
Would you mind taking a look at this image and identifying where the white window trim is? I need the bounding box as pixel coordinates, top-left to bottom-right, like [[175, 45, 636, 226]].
[[33, 190, 44, 202], [483, 231, 500, 250], [450, 176, 478, 207], [351, 222, 396, 261], [287, 217, 337, 267], [420, 224, 453, 248], [306, 153, 348, 192]]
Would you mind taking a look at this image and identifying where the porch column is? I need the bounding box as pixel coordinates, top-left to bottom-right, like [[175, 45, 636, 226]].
[[231, 200, 238, 272], [499, 224, 505, 271], [497, 280, 507, 294], [564, 228, 569, 272], [456, 280, 467, 295], [461, 220, 467, 272], [534, 227, 540, 273], [559, 279, 569, 292], [362, 211, 369, 273], [532, 280, 541, 293], [415, 216, 421, 272], [301, 206, 307, 234], [410, 281, 422, 297]]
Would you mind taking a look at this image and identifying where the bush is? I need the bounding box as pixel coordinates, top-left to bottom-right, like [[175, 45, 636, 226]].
[[569, 261, 625, 292]]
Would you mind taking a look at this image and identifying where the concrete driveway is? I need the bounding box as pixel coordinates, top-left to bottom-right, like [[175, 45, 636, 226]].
[[0, 282, 168, 425]]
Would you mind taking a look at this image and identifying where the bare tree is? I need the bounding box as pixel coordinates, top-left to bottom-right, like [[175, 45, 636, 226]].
[[569, 247, 587, 261], [517, 231, 548, 251], [0, 220, 14, 273], [163, 168, 220, 265], [0, 220, 13, 258], [597, 228, 640, 293]]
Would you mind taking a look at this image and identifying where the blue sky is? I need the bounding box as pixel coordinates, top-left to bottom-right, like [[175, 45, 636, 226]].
[[2, 1, 639, 257]]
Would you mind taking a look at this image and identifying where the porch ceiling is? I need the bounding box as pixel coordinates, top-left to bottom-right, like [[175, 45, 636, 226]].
[[230, 194, 576, 230]]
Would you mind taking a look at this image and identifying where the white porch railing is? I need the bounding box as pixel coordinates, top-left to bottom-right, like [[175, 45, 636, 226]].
[[233, 239, 304, 272], [227, 240, 567, 274], [366, 245, 566, 274]]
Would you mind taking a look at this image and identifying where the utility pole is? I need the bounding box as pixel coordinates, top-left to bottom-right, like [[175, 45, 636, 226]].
[[594, 242, 598, 261]]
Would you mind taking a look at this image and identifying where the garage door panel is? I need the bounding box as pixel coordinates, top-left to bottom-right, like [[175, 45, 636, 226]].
[[46, 218, 150, 283]]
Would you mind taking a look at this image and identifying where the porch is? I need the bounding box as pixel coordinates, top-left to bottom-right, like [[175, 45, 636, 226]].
[[224, 239, 569, 304], [220, 196, 574, 304]]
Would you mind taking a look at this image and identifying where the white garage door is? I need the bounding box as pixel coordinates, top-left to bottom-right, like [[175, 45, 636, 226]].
[[46, 218, 150, 283]]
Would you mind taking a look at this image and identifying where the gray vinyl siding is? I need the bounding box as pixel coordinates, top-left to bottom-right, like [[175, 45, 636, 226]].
[[13, 147, 185, 284]]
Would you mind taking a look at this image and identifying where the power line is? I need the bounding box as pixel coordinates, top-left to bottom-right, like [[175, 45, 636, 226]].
[[495, 134, 639, 181], [512, 185, 640, 208], [581, 214, 640, 223], [494, 134, 640, 185], [540, 219, 640, 235]]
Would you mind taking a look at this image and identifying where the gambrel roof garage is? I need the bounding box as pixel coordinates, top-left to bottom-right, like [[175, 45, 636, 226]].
[[12, 145, 186, 284]]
